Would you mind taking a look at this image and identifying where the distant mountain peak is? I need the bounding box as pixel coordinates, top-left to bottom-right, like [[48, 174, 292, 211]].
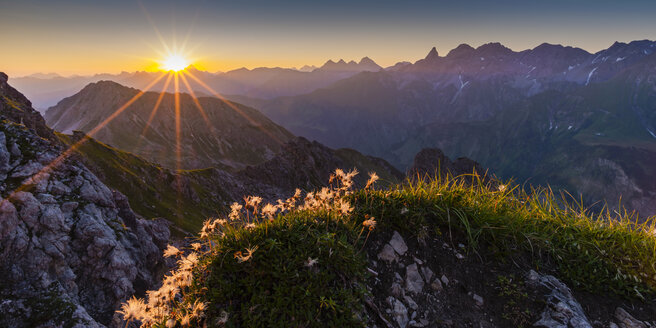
[[319, 57, 381, 72], [299, 65, 318, 72], [476, 42, 513, 56], [534, 42, 560, 49], [24, 72, 62, 79], [359, 56, 375, 65], [45, 80, 294, 170], [447, 44, 475, 58], [527, 43, 591, 59], [83, 80, 134, 93], [425, 47, 440, 60]]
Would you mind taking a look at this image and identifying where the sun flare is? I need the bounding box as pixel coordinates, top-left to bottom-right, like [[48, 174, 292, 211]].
[[161, 54, 189, 71]]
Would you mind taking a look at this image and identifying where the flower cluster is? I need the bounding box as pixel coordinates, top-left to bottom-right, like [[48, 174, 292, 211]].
[[117, 169, 379, 327], [117, 248, 205, 327]]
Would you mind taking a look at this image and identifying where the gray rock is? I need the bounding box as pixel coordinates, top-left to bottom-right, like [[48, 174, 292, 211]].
[[390, 282, 404, 299], [388, 296, 409, 328], [529, 270, 593, 328], [405, 263, 424, 294], [389, 231, 408, 256], [421, 266, 434, 283], [472, 294, 484, 307], [441, 274, 450, 286], [615, 307, 649, 328], [430, 280, 444, 292], [404, 295, 419, 310], [378, 243, 398, 262], [0, 121, 169, 327]]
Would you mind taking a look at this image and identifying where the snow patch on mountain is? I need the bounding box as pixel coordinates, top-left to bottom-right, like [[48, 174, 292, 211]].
[[647, 128, 656, 139], [586, 67, 598, 86]]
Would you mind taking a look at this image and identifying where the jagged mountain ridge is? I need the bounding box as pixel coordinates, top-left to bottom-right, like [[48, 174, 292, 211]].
[[45, 80, 294, 170], [317, 56, 383, 72], [10, 56, 384, 110], [242, 40, 656, 217]]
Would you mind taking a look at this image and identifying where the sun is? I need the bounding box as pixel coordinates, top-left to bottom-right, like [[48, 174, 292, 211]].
[[161, 54, 189, 71]]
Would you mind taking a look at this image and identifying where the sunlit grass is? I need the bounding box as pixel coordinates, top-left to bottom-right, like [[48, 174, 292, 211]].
[[352, 172, 656, 298], [118, 170, 656, 327]]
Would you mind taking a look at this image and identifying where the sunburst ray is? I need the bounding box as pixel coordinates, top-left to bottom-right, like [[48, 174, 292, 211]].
[[183, 71, 286, 145], [135, 72, 174, 151], [179, 71, 214, 131]]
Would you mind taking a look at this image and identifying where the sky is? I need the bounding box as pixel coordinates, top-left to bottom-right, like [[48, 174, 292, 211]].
[[1, 0, 655, 77]]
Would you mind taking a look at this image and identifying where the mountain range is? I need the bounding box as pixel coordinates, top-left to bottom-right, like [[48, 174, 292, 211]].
[[9, 57, 383, 110], [236, 40, 656, 217]]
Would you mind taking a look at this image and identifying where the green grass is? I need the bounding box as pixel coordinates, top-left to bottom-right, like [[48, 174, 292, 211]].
[[350, 174, 656, 298], [202, 211, 367, 327], [2, 96, 24, 111]]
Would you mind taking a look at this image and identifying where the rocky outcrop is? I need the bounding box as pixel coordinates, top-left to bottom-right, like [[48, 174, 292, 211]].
[[527, 270, 593, 328], [613, 307, 654, 328], [0, 75, 169, 327], [0, 72, 54, 140]]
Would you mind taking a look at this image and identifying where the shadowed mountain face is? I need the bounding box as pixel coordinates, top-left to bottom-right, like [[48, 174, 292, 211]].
[[245, 40, 656, 216], [45, 81, 294, 170]]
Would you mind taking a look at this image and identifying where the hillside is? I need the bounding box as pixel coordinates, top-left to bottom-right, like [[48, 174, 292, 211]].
[[45, 80, 294, 170], [58, 130, 404, 233]]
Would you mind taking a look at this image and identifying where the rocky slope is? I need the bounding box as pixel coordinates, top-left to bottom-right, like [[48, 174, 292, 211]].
[[0, 73, 169, 327], [365, 229, 656, 328], [45, 80, 294, 170], [246, 40, 656, 217]]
